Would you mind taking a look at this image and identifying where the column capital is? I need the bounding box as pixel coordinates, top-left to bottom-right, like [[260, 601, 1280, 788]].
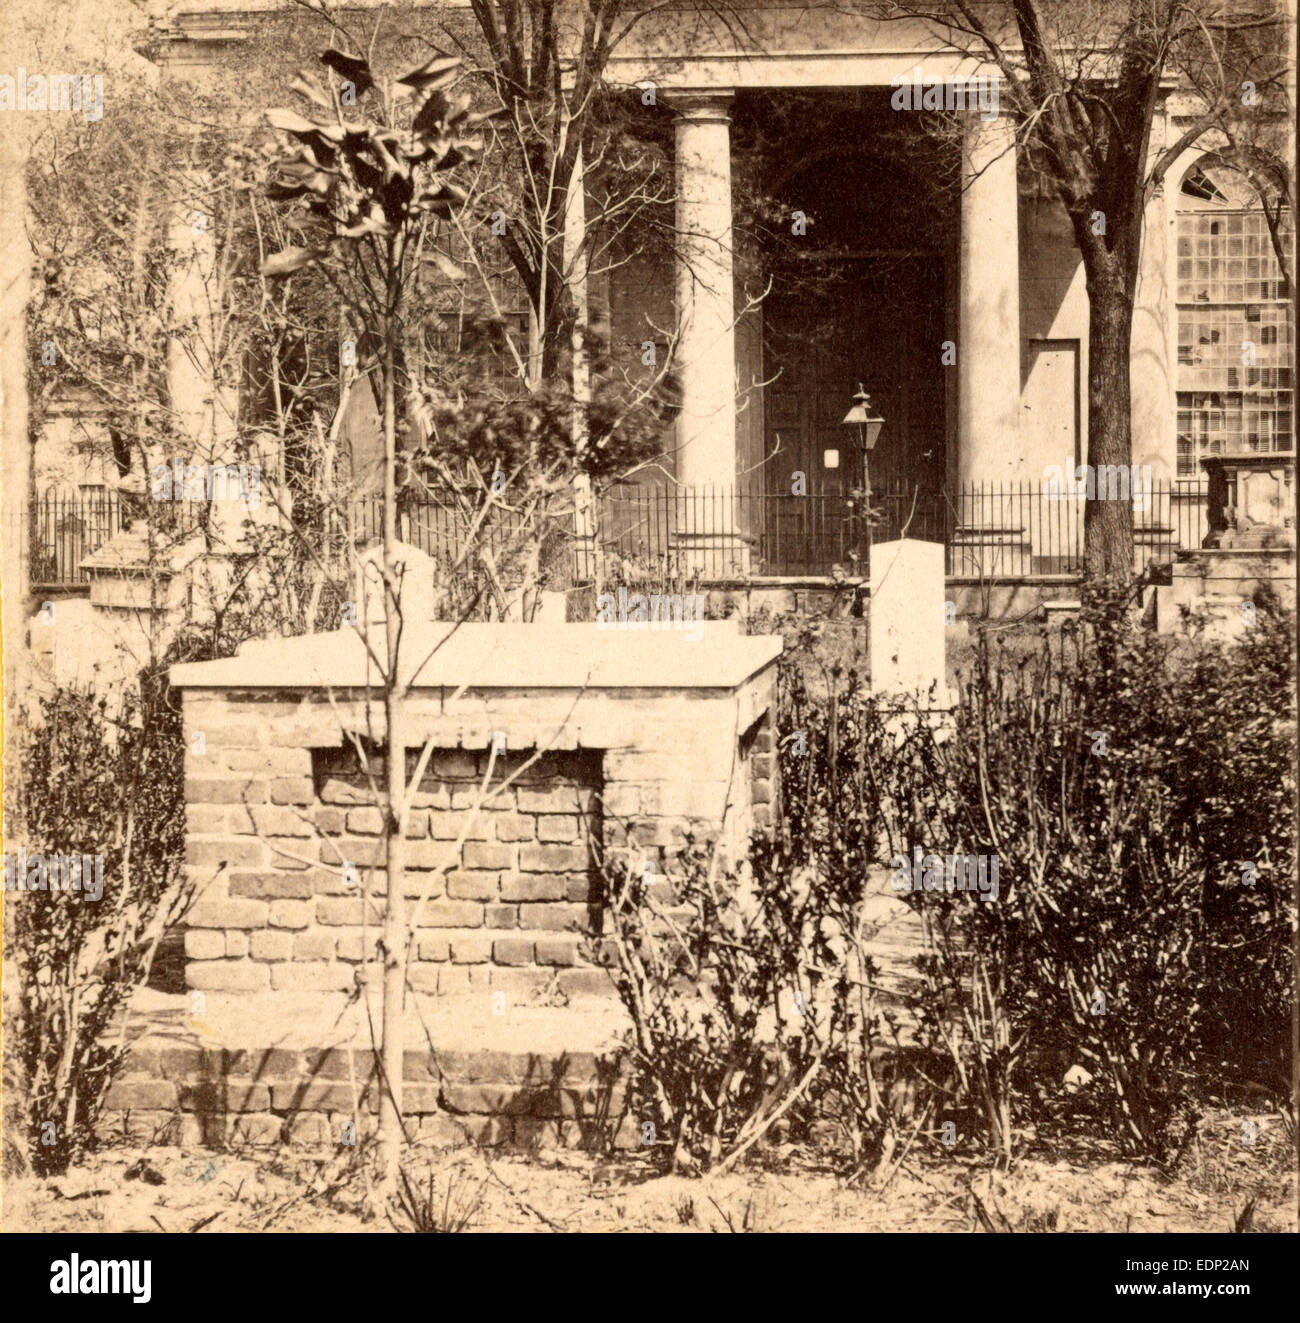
[[666, 90, 735, 123]]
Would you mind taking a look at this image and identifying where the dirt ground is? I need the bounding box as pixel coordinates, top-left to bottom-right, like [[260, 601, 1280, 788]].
[[4, 1107, 1294, 1234]]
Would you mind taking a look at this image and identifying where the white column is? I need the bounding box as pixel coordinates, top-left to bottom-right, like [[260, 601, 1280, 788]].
[[1131, 104, 1174, 480], [958, 113, 1022, 491], [564, 147, 597, 584], [672, 92, 745, 574]]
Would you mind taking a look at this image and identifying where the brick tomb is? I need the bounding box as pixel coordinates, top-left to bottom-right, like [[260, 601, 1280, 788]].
[[105, 622, 780, 1150]]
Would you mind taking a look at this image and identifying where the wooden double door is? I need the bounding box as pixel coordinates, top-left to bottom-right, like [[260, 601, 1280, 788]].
[[764, 256, 945, 496]]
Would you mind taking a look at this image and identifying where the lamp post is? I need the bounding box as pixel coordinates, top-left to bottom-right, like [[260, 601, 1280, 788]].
[[842, 383, 884, 502]]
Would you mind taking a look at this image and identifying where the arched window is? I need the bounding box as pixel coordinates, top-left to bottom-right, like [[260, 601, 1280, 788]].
[[1175, 156, 1292, 477]]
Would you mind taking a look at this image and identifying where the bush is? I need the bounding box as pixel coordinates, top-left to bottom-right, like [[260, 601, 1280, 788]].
[[899, 586, 1296, 1161], [4, 672, 191, 1175]]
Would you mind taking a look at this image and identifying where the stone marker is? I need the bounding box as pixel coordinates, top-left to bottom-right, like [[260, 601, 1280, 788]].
[[869, 537, 950, 707]]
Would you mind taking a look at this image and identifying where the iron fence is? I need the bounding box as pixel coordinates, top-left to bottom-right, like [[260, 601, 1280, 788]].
[[595, 480, 1210, 580], [27, 479, 1211, 591]]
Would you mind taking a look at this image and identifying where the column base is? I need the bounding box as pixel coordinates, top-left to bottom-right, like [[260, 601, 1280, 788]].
[[670, 531, 753, 580]]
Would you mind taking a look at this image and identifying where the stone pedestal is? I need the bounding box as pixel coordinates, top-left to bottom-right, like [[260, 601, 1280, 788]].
[[1201, 453, 1295, 549]]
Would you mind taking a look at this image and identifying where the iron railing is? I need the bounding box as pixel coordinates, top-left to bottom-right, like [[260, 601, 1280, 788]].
[[27, 479, 1211, 590]]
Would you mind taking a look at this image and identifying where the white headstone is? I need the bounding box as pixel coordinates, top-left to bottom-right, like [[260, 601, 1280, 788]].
[[357, 540, 438, 627], [869, 538, 950, 706]]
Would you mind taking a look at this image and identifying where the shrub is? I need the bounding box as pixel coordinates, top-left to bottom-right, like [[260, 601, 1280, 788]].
[[4, 671, 191, 1175]]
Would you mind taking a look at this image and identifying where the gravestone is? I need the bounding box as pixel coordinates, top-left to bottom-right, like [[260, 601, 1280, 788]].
[[869, 537, 950, 707]]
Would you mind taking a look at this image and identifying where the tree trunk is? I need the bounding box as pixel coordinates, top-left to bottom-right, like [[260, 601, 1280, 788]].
[[1083, 268, 1136, 586], [377, 315, 408, 1203]]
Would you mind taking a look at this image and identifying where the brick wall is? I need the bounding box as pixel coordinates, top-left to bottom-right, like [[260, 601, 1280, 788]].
[[185, 735, 613, 1002], [104, 1044, 633, 1151]]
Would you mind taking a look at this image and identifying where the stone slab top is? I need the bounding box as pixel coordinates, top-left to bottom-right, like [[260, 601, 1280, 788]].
[[170, 622, 783, 692]]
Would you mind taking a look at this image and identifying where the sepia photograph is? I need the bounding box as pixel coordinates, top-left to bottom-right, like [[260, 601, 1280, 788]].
[[0, 0, 1295, 1283]]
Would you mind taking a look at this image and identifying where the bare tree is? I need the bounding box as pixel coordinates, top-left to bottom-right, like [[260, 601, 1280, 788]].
[[861, 0, 1291, 582]]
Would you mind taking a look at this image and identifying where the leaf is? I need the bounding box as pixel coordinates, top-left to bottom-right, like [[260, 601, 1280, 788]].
[[267, 107, 321, 136], [320, 48, 374, 97], [411, 90, 450, 138], [397, 54, 461, 91], [290, 73, 332, 110], [261, 246, 318, 277], [428, 251, 466, 281]]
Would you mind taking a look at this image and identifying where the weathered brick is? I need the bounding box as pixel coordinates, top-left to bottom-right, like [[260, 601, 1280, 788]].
[[599, 785, 640, 817], [251, 805, 314, 838], [302, 1049, 376, 1080], [518, 902, 589, 931], [223, 1048, 300, 1078], [271, 777, 316, 806], [226, 931, 249, 958], [311, 807, 347, 834], [419, 1111, 472, 1147], [270, 962, 354, 992], [188, 960, 270, 991], [250, 929, 293, 962], [558, 969, 616, 999], [417, 935, 451, 962], [225, 747, 311, 774], [418, 900, 483, 928], [286, 1113, 334, 1148], [104, 1081, 178, 1111], [408, 963, 441, 992], [462, 841, 513, 873], [450, 933, 494, 964], [293, 930, 336, 961], [229, 871, 315, 900], [519, 843, 589, 872], [565, 873, 595, 903], [186, 839, 267, 870], [518, 785, 582, 813], [157, 1047, 212, 1080], [184, 928, 226, 960], [484, 903, 518, 929], [429, 812, 490, 842], [185, 776, 268, 805], [319, 777, 373, 805], [446, 870, 499, 902], [534, 936, 581, 966], [179, 1083, 271, 1113], [319, 837, 383, 867], [271, 1081, 377, 1112], [346, 806, 385, 835], [187, 804, 252, 835], [500, 873, 568, 902], [337, 931, 383, 962], [188, 898, 268, 929], [441, 1083, 521, 1114], [411, 784, 451, 810], [263, 840, 315, 869], [269, 898, 313, 929], [494, 813, 536, 842], [490, 968, 555, 997], [316, 896, 366, 926], [536, 814, 580, 843], [492, 937, 534, 966]]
